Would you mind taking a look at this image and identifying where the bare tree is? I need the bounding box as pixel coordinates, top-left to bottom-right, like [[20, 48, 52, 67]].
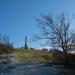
[[35, 13, 73, 64], [0, 34, 10, 45]]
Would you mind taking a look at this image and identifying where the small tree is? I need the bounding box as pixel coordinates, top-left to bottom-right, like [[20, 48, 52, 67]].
[[35, 13, 73, 64]]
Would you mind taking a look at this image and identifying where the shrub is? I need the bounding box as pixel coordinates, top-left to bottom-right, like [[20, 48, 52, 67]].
[[0, 34, 14, 54], [0, 43, 14, 54]]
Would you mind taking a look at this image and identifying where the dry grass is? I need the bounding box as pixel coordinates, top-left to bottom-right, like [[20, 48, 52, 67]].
[[14, 48, 53, 63]]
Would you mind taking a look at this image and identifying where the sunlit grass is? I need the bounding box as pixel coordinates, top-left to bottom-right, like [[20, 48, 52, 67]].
[[14, 48, 52, 63]]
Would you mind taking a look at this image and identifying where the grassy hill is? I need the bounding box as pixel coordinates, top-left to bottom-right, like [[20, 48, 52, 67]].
[[14, 48, 52, 63], [14, 48, 66, 64]]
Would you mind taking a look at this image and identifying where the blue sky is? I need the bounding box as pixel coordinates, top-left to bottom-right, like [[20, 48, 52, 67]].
[[0, 0, 75, 49]]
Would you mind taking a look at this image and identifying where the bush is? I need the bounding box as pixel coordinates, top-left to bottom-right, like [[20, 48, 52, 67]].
[[0, 34, 14, 54], [42, 48, 48, 51], [0, 43, 14, 54]]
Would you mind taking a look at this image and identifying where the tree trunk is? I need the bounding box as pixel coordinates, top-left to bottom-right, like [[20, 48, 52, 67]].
[[63, 50, 69, 65]]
